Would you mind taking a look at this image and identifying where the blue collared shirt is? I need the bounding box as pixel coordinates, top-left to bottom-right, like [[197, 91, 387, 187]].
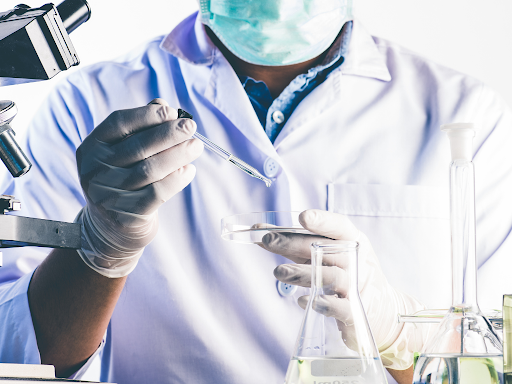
[[239, 21, 353, 143]]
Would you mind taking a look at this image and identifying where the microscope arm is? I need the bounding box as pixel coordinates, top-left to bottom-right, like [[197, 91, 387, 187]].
[[0, 195, 80, 249], [0, 215, 80, 249]]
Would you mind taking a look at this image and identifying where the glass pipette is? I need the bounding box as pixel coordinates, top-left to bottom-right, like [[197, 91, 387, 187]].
[[178, 109, 272, 187]]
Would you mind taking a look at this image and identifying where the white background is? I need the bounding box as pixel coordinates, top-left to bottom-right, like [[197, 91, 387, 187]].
[[1, 0, 512, 142]]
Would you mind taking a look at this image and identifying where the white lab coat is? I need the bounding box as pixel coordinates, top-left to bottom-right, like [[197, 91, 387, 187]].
[[1, 11, 511, 384]]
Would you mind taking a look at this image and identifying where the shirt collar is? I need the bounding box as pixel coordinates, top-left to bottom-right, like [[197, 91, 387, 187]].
[[160, 11, 216, 66], [160, 12, 391, 82], [341, 19, 391, 81]]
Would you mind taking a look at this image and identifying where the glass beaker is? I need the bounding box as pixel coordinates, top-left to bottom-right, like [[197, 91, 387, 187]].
[[413, 124, 503, 384], [284, 241, 388, 384]]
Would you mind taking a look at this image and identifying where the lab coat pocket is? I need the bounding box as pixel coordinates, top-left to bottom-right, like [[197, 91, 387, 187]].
[[327, 183, 451, 308]]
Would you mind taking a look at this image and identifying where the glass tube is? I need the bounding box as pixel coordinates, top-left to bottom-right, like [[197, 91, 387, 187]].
[[450, 159, 478, 315], [413, 155, 503, 384]]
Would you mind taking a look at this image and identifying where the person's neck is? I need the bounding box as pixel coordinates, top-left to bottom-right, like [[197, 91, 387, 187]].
[[206, 27, 327, 99]]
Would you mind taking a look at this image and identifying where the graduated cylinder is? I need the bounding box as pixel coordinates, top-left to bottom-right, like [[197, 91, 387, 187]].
[[413, 123, 503, 384]]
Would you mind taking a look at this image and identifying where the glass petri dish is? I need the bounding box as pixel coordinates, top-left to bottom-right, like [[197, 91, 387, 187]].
[[221, 211, 314, 244]]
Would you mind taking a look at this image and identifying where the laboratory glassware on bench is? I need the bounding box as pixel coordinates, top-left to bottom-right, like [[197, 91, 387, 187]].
[[284, 241, 388, 384], [398, 309, 502, 329], [412, 123, 503, 384], [503, 295, 512, 384]]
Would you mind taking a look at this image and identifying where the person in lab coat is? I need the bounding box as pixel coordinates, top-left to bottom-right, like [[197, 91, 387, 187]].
[[1, 1, 511, 384]]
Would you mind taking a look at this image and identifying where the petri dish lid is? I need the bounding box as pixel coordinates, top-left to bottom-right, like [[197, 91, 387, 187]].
[[221, 211, 314, 244]]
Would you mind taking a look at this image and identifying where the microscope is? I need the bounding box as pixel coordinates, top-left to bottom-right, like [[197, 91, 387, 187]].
[[0, 0, 90, 257], [0, 2, 93, 379]]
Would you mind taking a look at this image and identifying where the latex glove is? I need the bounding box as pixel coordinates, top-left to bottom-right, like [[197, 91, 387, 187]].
[[260, 209, 430, 369], [74, 99, 203, 278]]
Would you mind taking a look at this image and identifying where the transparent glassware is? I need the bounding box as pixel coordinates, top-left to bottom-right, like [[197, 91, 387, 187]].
[[398, 309, 502, 329], [413, 124, 503, 384], [284, 241, 388, 384], [221, 211, 313, 244], [503, 295, 512, 384]]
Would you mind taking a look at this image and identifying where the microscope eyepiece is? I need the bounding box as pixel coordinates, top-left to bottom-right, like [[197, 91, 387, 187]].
[[57, 0, 91, 34]]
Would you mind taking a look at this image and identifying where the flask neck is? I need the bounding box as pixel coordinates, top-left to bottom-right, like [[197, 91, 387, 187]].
[[449, 160, 479, 311], [306, 241, 382, 360], [312, 245, 358, 294]]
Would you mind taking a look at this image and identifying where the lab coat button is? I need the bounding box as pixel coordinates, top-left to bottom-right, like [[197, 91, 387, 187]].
[[264, 157, 280, 178], [277, 280, 297, 297], [272, 110, 285, 124]]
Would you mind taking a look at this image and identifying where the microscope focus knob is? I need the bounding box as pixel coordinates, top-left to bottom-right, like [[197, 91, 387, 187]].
[[0, 100, 17, 125], [0, 100, 32, 177]]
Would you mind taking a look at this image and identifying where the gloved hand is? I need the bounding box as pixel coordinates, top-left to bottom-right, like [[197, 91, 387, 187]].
[[74, 99, 203, 278], [260, 209, 430, 370]]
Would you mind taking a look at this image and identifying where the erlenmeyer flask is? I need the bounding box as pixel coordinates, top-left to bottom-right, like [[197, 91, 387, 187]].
[[284, 241, 388, 384], [413, 123, 503, 384]]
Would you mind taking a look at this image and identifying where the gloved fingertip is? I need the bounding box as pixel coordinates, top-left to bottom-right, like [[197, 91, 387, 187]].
[[274, 264, 312, 289], [183, 163, 197, 176], [299, 209, 360, 240], [273, 263, 298, 281], [298, 295, 310, 310], [298, 209, 324, 230], [148, 101, 178, 121], [261, 231, 278, 248], [147, 98, 169, 107], [273, 264, 286, 279]]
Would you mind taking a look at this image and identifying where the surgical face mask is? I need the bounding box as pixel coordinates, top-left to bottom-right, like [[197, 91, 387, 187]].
[[199, 0, 352, 66]]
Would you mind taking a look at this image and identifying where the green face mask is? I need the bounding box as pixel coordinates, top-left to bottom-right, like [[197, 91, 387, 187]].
[[199, 0, 352, 66]]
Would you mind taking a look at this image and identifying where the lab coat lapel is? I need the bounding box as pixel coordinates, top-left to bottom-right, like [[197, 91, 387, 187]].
[[274, 19, 392, 149], [204, 50, 277, 158], [341, 19, 392, 81]]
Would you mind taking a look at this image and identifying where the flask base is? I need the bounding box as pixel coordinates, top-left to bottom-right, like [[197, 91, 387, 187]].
[[284, 357, 387, 384]]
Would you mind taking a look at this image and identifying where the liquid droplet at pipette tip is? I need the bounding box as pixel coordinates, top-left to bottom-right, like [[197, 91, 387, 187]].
[[228, 157, 272, 187], [177, 109, 272, 187]]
